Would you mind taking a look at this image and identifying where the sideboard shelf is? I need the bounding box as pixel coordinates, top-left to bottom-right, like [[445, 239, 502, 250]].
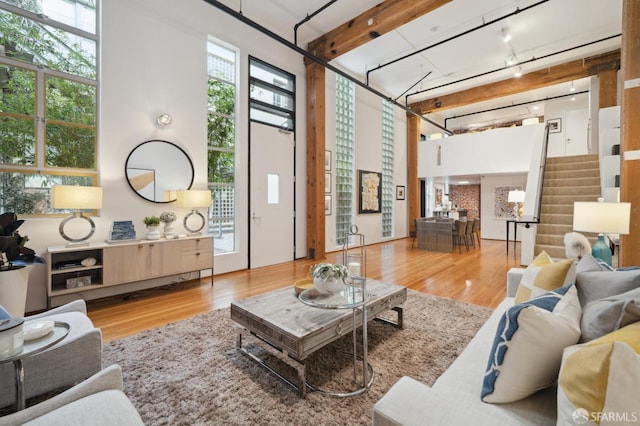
[[46, 235, 214, 307]]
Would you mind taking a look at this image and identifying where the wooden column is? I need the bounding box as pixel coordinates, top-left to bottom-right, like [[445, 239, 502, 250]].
[[305, 61, 326, 260], [620, 0, 640, 267], [599, 69, 619, 108], [407, 114, 421, 235]]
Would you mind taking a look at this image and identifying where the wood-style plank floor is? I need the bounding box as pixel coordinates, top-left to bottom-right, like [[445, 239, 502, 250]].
[[87, 238, 523, 342]]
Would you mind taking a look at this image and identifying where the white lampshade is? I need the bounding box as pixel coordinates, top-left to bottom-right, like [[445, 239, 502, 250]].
[[51, 185, 102, 210], [573, 201, 631, 234], [176, 189, 211, 209], [508, 190, 525, 203]]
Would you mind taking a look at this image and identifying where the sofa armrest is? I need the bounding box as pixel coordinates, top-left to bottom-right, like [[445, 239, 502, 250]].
[[26, 300, 87, 319], [507, 268, 526, 297], [0, 365, 124, 426]]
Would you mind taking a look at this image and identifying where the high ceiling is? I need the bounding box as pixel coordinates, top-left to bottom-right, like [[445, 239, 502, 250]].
[[215, 0, 622, 131]]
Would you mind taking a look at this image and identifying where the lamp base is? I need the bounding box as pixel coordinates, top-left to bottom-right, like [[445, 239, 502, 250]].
[[59, 212, 95, 245], [183, 209, 206, 235], [592, 234, 612, 266]]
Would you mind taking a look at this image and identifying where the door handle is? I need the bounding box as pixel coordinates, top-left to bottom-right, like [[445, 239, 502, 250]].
[[252, 213, 261, 220]]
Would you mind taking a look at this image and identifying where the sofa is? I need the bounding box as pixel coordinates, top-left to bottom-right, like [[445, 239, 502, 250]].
[[373, 253, 640, 425], [0, 364, 143, 425], [0, 300, 102, 409]]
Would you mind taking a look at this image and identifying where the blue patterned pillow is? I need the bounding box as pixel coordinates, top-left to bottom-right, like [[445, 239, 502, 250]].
[[0, 305, 10, 320], [482, 285, 581, 403]]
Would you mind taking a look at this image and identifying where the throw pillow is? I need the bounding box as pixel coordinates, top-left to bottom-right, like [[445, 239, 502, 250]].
[[514, 251, 576, 304], [580, 287, 640, 342], [575, 269, 640, 308], [576, 253, 613, 274], [482, 284, 582, 403], [557, 322, 640, 425], [0, 305, 10, 320]]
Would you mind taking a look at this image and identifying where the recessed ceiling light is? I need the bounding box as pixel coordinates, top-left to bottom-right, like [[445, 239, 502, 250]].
[[458, 180, 470, 184], [514, 67, 522, 78]]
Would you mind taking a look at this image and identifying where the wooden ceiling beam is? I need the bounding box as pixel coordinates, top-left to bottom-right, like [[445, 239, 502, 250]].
[[410, 50, 621, 114], [307, 0, 452, 62]]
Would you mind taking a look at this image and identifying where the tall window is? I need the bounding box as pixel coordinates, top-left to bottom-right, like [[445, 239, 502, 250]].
[[0, 0, 98, 215], [249, 57, 295, 131], [207, 40, 237, 254], [381, 100, 394, 238], [335, 75, 354, 246]]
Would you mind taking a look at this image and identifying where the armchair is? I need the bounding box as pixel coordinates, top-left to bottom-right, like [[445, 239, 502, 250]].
[[0, 300, 102, 409], [0, 365, 143, 425]]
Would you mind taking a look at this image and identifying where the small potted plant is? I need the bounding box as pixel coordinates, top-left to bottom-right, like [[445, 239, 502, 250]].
[[143, 216, 161, 240], [309, 262, 350, 294], [159, 212, 177, 238]]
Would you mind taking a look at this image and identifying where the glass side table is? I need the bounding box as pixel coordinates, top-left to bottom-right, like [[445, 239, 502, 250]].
[[299, 278, 373, 397], [0, 321, 69, 411]]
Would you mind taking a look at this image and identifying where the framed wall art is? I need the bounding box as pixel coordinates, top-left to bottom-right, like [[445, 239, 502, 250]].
[[325, 173, 331, 193], [358, 170, 382, 214], [325, 150, 332, 171], [325, 195, 332, 215], [547, 118, 561, 133], [396, 185, 405, 200]]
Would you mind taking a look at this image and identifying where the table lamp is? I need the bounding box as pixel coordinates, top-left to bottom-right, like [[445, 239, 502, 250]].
[[51, 185, 103, 245], [573, 198, 631, 266], [176, 189, 211, 235], [508, 190, 525, 219]]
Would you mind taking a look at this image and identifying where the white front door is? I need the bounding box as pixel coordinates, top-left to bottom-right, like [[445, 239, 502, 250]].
[[249, 122, 295, 268]]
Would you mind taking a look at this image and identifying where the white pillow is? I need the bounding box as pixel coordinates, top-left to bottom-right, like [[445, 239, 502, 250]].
[[482, 285, 582, 403]]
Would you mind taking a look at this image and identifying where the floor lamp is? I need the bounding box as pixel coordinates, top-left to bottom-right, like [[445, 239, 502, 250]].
[[573, 199, 631, 267]]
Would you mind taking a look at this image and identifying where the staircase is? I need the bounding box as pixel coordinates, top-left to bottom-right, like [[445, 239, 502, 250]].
[[534, 154, 602, 259]]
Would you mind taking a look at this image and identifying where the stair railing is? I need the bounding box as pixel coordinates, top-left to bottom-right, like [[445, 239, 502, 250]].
[[532, 124, 551, 222]]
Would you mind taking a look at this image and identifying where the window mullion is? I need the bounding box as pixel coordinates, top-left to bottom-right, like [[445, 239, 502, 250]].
[[36, 67, 46, 169]]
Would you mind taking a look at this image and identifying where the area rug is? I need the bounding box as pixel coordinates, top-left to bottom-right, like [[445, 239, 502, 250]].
[[103, 290, 492, 425]]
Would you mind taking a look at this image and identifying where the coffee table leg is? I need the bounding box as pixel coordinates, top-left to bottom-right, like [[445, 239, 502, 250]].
[[236, 330, 308, 398], [375, 306, 404, 329]]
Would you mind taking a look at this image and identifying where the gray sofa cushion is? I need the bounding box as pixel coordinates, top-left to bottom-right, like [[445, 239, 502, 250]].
[[580, 287, 640, 342], [575, 269, 640, 308]]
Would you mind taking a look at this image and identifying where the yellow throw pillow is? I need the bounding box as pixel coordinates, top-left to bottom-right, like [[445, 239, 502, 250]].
[[557, 322, 640, 425], [514, 251, 576, 303]]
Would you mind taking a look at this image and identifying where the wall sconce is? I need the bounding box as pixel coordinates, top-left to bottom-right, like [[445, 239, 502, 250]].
[[573, 199, 631, 266], [156, 114, 173, 126], [176, 189, 211, 235], [51, 185, 103, 245]]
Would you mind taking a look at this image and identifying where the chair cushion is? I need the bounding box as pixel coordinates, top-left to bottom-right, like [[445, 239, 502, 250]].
[[514, 251, 576, 304], [557, 322, 640, 425], [482, 285, 581, 403]]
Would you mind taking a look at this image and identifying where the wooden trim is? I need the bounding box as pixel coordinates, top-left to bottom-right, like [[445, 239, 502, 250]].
[[307, 0, 452, 61], [620, 0, 640, 267], [305, 61, 326, 260], [411, 50, 621, 114], [407, 114, 421, 234], [598, 69, 618, 108]]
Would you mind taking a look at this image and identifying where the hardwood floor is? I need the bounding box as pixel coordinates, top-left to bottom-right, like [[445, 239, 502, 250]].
[[87, 238, 523, 342]]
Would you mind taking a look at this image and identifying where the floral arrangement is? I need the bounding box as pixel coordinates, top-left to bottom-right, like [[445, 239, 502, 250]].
[[159, 212, 177, 224], [143, 216, 160, 226], [309, 262, 349, 280]]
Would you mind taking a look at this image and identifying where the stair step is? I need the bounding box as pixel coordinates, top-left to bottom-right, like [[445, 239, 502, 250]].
[[534, 244, 567, 259], [544, 169, 600, 179], [542, 186, 601, 196], [538, 213, 574, 225], [545, 161, 600, 172], [540, 204, 574, 215], [537, 223, 574, 234], [541, 194, 601, 204], [544, 176, 600, 187]]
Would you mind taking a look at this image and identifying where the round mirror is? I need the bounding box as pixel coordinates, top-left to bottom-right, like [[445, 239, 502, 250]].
[[125, 140, 194, 203]]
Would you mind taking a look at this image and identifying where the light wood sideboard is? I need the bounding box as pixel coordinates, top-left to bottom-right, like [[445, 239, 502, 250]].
[[46, 235, 214, 307]]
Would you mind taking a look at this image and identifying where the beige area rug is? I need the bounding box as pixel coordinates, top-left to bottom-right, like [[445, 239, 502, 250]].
[[102, 290, 492, 425]]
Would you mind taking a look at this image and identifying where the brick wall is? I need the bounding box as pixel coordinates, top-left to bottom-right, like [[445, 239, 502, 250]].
[[448, 185, 480, 219]]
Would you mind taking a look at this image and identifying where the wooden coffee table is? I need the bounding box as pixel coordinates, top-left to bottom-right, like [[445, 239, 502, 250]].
[[230, 279, 407, 397]]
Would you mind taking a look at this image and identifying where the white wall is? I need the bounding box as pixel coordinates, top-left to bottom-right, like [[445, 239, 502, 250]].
[[480, 174, 528, 241], [545, 97, 589, 157], [418, 124, 544, 178], [20, 0, 309, 275], [324, 72, 408, 252]]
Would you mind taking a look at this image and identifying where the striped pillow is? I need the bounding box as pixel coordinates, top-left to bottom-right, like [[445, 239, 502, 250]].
[[557, 322, 640, 425]]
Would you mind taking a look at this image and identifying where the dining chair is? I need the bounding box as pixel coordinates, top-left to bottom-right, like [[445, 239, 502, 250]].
[[465, 219, 476, 249], [452, 220, 468, 253]]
